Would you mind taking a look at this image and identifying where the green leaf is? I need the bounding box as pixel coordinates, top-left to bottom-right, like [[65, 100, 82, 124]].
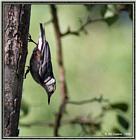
[[117, 114, 129, 130], [101, 5, 108, 17], [105, 15, 118, 26], [110, 102, 128, 112]]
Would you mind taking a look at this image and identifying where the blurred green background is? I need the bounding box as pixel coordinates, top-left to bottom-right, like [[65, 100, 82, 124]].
[[19, 4, 133, 137]]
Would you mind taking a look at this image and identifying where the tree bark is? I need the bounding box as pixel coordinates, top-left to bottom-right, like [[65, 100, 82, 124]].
[[3, 4, 31, 137]]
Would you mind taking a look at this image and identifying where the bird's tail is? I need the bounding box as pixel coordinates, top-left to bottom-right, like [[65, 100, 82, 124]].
[[40, 23, 46, 41], [38, 23, 51, 61], [38, 23, 46, 51]]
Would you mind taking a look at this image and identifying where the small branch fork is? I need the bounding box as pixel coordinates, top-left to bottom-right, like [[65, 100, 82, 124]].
[[43, 17, 105, 38], [60, 17, 104, 37]]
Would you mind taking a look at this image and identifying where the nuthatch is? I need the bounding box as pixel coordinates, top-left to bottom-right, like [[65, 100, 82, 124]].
[[29, 23, 56, 104]]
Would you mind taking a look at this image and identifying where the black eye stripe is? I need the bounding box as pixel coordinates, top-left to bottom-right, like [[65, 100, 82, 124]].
[[44, 77, 51, 84]]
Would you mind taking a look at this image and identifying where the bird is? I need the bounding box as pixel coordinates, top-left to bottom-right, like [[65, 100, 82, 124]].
[[29, 23, 56, 104]]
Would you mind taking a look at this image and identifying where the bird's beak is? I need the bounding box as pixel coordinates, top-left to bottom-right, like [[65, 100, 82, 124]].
[[48, 93, 52, 105]]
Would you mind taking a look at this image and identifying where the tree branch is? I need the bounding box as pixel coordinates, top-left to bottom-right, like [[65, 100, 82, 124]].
[[20, 116, 100, 129], [61, 17, 104, 37], [68, 95, 109, 105], [50, 5, 69, 137], [60, 26, 80, 37], [50, 6, 107, 137], [49, 5, 112, 137]]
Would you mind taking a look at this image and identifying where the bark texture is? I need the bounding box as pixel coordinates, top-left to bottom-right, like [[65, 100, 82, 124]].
[[4, 4, 31, 137]]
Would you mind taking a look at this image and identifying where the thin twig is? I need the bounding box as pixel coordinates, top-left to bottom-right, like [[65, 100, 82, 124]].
[[19, 116, 100, 128], [68, 96, 109, 105], [19, 121, 54, 128], [61, 17, 104, 37], [60, 26, 79, 37], [43, 19, 53, 26]]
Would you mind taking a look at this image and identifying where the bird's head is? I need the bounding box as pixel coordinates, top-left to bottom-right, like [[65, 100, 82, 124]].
[[43, 77, 56, 104]]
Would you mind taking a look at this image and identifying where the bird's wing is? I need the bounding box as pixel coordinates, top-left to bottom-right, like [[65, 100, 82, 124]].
[[39, 41, 52, 79], [42, 42, 51, 64], [38, 23, 45, 52], [38, 23, 53, 80]]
